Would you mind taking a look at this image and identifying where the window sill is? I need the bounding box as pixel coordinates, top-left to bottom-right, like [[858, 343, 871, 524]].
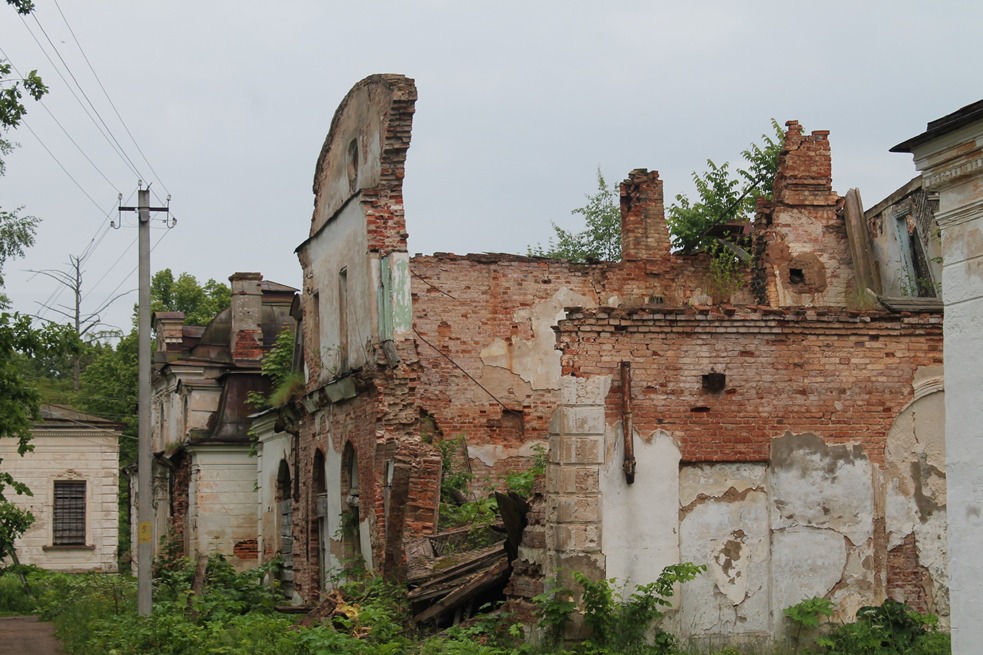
[[42, 544, 95, 551]]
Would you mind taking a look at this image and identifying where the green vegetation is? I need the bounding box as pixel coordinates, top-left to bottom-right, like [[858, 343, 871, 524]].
[[0, 1, 81, 536], [0, 562, 951, 655], [143, 268, 232, 328], [249, 328, 304, 411], [667, 120, 784, 254], [529, 169, 621, 263], [528, 123, 784, 265]]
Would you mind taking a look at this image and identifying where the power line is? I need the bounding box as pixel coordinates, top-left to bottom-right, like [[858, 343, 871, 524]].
[[17, 118, 108, 213], [0, 47, 120, 195], [51, 0, 169, 196], [18, 15, 143, 180]]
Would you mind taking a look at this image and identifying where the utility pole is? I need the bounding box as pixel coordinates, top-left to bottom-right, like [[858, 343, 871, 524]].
[[119, 183, 169, 616]]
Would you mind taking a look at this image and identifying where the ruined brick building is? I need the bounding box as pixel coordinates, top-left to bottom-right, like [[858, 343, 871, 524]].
[[200, 74, 945, 640]]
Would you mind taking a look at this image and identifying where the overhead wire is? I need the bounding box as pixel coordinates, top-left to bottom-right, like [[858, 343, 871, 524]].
[[8, 10, 173, 331], [51, 0, 169, 195], [21, 12, 145, 180]]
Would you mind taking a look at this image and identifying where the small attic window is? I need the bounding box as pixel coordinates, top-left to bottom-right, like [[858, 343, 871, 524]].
[[347, 139, 359, 194], [789, 268, 805, 285]]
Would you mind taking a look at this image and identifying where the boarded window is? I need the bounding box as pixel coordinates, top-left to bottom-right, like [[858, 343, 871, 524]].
[[53, 481, 86, 546]]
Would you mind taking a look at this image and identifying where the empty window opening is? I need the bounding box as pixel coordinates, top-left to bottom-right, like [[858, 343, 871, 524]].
[[341, 443, 362, 563], [789, 268, 805, 285], [338, 268, 349, 373], [347, 139, 359, 194]]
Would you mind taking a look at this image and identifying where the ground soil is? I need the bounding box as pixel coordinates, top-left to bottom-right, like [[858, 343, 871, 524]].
[[0, 616, 63, 655]]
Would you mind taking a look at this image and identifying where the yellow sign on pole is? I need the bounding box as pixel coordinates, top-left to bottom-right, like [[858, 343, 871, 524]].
[[138, 521, 152, 544]]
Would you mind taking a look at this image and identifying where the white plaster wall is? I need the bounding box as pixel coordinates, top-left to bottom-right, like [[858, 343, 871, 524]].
[[938, 203, 983, 649], [600, 428, 680, 592], [255, 421, 290, 566], [188, 445, 258, 570], [768, 433, 875, 627], [305, 201, 376, 377], [1, 434, 118, 572], [311, 82, 386, 236], [187, 388, 222, 432], [676, 464, 771, 637]]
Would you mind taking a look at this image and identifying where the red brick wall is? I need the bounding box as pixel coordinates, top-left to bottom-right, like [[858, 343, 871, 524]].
[[290, 344, 441, 599], [555, 306, 942, 463], [169, 452, 192, 554], [887, 533, 934, 614], [409, 249, 729, 481]]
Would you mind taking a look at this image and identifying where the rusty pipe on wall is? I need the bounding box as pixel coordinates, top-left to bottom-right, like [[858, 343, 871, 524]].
[[620, 361, 636, 484]]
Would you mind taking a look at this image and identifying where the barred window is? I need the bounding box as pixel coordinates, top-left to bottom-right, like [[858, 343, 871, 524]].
[[53, 481, 86, 546]]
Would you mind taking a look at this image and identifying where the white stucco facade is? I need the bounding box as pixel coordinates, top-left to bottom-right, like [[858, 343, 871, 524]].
[[894, 102, 983, 652], [1, 408, 120, 572]]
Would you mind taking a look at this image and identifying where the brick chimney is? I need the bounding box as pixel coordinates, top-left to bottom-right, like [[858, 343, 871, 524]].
[[230, 272, 264, 367], [619, 169, 671, 262], [772, 121, 838, 207]]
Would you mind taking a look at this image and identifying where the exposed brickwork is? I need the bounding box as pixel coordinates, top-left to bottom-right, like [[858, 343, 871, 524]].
[[169, 452, 192, 554], [620, 169, 670, 262], [410, 249, 725, 482], [887, 533, 933, 613], [758, 122, 854, 306], [230, 272, 265, 366], [363, 79, 415, 254], [555, 306, 942, 463], [292, 78, 944, 627], [233, 539, 259, 561]]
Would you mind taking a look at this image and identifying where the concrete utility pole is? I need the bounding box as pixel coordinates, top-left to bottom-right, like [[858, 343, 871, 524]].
[[119, 184, 169, 615]]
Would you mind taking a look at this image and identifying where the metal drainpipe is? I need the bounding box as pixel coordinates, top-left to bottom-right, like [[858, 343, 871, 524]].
[[620, 361, 636, 484]]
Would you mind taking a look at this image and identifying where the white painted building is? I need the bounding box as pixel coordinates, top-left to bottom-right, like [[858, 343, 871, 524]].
[[893, 98, 983, 654], [0, 405, 120, 572]]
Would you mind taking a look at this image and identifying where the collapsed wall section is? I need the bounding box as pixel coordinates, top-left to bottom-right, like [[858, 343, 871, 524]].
[[757, 122, 855, 307]]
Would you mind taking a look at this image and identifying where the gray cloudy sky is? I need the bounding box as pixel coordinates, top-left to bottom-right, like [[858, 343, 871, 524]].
[[1, 1, 980, 334]]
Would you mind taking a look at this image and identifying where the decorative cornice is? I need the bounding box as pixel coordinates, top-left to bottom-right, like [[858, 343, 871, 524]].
[[935, 197, 983, 230], [923, 154, 983, 191]]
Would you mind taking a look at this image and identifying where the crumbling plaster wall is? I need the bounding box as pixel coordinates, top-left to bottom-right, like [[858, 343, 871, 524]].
[[883, 371, 947, 617], [254, 413, 292, 566], [186, 445, 258, 571], [290, 74, 437, 601], [543, 306, 945, 639], [298, 201, 377, 379]]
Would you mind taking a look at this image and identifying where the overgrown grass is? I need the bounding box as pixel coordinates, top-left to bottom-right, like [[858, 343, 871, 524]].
[[0, 562, 951, 655]]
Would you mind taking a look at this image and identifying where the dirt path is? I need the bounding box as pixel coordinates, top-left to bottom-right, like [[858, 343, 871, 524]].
[[0, 616, 63, 655]]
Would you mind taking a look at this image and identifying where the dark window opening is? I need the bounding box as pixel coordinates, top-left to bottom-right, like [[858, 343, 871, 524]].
[[53, 480, 86, 546], [789, 268, 805, 285], [702, 372, 726, 393]]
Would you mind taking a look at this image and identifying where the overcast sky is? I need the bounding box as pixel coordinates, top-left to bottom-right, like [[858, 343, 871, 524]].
[[1, 1, 980, 335]]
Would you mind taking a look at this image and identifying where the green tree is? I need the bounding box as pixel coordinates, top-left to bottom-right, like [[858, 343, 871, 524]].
[[77, 331, 138, 566], [139, 268, 231, 327], [0, 0, 79, 502], [529, 168, 621, 262], [667, 119, 785, 253]]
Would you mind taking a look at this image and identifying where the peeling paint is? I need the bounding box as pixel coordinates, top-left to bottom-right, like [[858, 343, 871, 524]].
[[480, 287, 592, 390], [770, 432, 874, 547], [677, 464, 769, 635]]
